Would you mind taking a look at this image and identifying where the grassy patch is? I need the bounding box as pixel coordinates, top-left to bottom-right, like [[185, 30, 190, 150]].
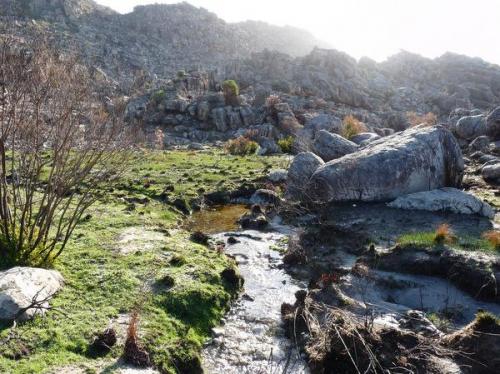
[[0, 149, 287, 373], [397, 230, 498, 254]]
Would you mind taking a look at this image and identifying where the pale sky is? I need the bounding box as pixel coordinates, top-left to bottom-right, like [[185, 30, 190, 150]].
[[95, 0, 499, 64]]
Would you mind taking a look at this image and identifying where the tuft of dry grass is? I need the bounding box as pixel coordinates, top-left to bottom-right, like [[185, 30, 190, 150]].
[[482, 230, 500, 250], [341, 115, 367, 139], [124, 311, 151, 367], [433, 224, 455, 244], [407, 111, 437, 127]]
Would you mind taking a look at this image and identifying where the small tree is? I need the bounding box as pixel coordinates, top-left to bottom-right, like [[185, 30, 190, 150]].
[[0, 37, 135, 268], [222, 80, 240, 106]]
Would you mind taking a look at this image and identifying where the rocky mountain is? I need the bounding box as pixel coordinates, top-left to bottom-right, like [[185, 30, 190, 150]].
[[0, 0, 327, 87]]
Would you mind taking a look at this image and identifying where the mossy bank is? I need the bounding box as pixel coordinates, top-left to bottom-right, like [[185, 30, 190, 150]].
[[0, 149, 288, 374]]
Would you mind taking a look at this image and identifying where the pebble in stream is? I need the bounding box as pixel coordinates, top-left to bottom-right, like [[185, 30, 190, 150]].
[[202, 230, 309, 374]]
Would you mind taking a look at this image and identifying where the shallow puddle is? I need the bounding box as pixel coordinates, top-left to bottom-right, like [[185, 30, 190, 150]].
[[187, 204, 249, 234]]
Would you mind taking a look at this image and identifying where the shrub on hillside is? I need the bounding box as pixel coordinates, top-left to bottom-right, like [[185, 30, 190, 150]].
[[223, 80, 240, 106], [341, 115, 367, 139], [224, 137, 258, 156], [278, 136, 294, 154], [407, 111, 437, 127]]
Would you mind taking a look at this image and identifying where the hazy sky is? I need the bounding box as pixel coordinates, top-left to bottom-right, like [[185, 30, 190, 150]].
[[95, 0, 498, 64]]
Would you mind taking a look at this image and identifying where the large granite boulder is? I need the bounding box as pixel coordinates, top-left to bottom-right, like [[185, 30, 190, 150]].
[[0, 267, 64, 321], [454, 115, 487, 140], [307, 126, 464, 202], [287, 152, 324, 199], [312, 130, 359, 162], [387, 187, 494, 218]]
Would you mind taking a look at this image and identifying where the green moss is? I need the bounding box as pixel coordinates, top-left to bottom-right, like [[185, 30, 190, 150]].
[[0, 149, 287, 373]]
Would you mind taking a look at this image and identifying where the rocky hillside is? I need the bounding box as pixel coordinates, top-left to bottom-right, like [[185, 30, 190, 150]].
[[0, 0, 326, 87]]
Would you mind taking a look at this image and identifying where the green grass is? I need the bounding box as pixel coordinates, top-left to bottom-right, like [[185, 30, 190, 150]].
[[0, 149, 287, 373], [397, 231, 498, 254]]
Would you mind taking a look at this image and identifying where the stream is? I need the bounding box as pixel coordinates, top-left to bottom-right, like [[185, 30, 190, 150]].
[[194, 206, 308, 373], [196, 204, 500, 373]]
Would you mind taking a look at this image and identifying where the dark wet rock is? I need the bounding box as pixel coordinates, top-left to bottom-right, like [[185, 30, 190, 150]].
[[486, 106, 500, 140], [482, 162, 500, 182], [469, 135, 490, 153], [89, 328, 117, 357], [363, 245, 500, 302], [249, 189, 282, 206], [312, 130, 358, 162], [455, 115, 487, 140], [172, 198, 191, 215], [287, 151, 324, 199], [238, 207, 268, 230], [220, 267, 244, 290], [227, 236, 239, 245], [204, 191, 230, 205], [350, 132, 381, 146], [190, 231, 210, 246], [387, 187, 494, 218], [308, 126, 464, 202]]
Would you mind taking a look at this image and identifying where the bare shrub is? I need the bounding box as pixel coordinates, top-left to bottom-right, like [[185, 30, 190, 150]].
[[407, 111, 437, 127], [0, 36, 135, 268], [341, 115, 367, 139]]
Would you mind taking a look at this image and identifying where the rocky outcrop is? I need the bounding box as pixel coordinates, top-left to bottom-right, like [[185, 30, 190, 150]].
[[307, 126, 464, 202], [0, 267, 64, 321], [387, 187, 495, 218], [312, 130, 358, 162]]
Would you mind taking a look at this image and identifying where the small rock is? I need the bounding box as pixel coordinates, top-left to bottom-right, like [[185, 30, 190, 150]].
[[387, 187, 494, 218], [190, 231, 210, 245], [249, 189, 282, 206], [0, 267, 64, 321], [469, 135, 490, 153], [312, 130, 358, 162], [267, 169, 288, 183]]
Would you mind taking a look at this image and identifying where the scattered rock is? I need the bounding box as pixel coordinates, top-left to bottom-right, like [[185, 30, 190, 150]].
[[486, 106, 500, 140], [307, 126, 464, 202], [454, 115, 487, 140], [286, 151, 324, 199], [350, 132, 381, 146], [387, 187, 495, 218], [267, 169, 288, 183], [0, 267, 64, 322], [468, 135, 490, 153], [190, 231, 210, 245], [482, 162, 500, 182], [238, 206, 268, 230], [312, 130, 358, 162], [249, 189, 282, 206], [220, 267, 244, 290]]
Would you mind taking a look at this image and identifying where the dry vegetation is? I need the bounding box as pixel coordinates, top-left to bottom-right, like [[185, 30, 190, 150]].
[[341, 115, 367, 139], [224, 136, 258, 155], [406, 111, 438, 127]]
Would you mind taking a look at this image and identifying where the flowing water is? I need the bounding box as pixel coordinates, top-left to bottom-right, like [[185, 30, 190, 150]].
[[196, 204, 499, 373], [196, 206, 308, 373]]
